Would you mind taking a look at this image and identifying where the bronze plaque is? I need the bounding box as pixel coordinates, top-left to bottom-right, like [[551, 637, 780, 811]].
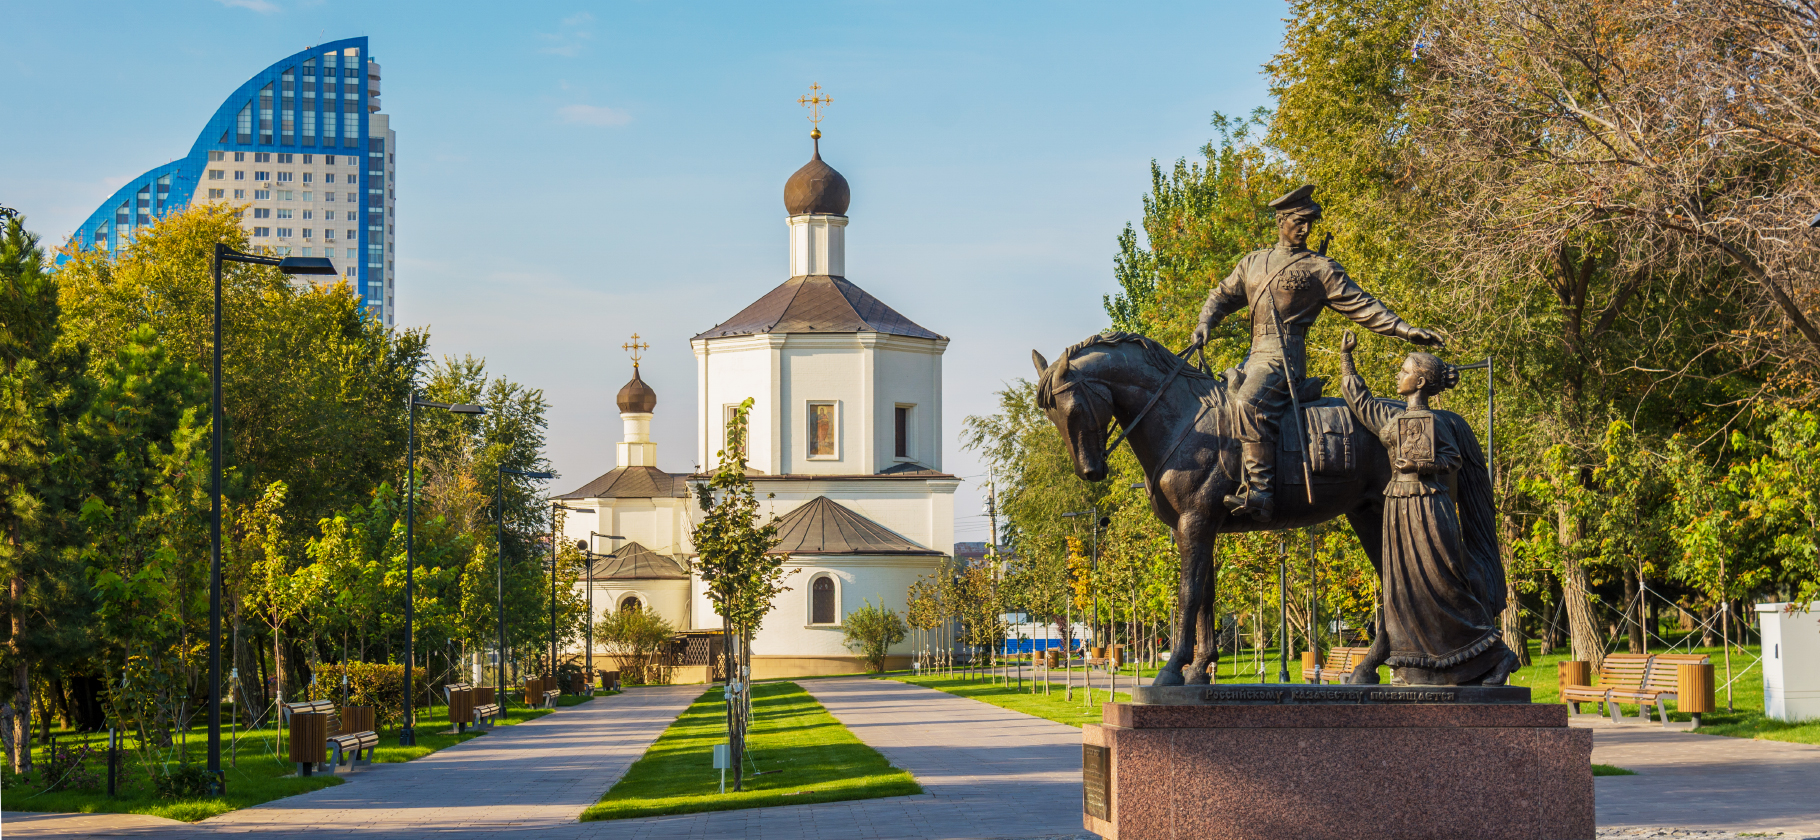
[[1082, 743, 1111, 820]]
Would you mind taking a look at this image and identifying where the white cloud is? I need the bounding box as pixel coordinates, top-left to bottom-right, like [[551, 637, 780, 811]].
[[558, 104, 632, 127], [539, 11, 594, 56], [214, 0, 279, 12]]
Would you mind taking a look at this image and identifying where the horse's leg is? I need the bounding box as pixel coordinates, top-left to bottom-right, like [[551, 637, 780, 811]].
[[1344, 507, 1389, 685], [1189, 535, 1221, 684], [1155, 514, 1215, 687]]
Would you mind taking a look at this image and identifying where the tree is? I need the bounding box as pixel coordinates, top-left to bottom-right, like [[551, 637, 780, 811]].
[[596, 605, 676, 684], [689, 397, 789, 792], [841, 601, 908, 674]]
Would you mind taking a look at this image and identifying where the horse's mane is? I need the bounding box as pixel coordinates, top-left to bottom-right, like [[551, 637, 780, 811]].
[[1038, 331, 1217, 408]]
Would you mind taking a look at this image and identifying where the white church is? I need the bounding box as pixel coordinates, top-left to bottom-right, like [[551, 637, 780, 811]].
[[556, 132, 956, 680]]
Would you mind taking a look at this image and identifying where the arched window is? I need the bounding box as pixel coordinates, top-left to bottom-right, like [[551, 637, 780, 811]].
[[812, 576, 836, 624], [619, 595, 642, 613]]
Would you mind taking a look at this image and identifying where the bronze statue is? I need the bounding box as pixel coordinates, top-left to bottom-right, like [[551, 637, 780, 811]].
[[1189, 185, 1442, 523], [1339, 332, 1518, 685], [1029, 185, 1513, 687]]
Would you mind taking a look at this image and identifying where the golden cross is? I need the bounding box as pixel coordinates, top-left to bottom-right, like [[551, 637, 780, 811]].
[[622, 334, 650, 367], [798, 83, 832, 132]]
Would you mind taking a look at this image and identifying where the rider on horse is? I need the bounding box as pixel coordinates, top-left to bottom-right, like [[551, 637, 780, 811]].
[[1190, 185, 1445, 523]]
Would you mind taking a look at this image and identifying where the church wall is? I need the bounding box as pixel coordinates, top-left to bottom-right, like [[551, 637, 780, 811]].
[[695, 335, 783, 474], [556, 497, 691, 566], [569, 577, 690, 665], [872, 337, 947, 471], [747, 556, 946, 664], [778, 335, 871, 475]]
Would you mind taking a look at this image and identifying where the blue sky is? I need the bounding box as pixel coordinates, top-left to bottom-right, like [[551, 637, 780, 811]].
[[1, 0, 1289, 542]]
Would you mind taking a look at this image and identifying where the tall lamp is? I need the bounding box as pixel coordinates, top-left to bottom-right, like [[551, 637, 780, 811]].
[[1062, 509, 1108, 653], [550, 503, 595, 681], [582, 532, 625, 679], [208, 245, 334, 794], [498, 468, 555, 704], [401, 393, 486, 745]]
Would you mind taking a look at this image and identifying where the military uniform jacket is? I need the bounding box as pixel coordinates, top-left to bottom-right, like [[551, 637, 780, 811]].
[[1199, 245, 1414, 344]]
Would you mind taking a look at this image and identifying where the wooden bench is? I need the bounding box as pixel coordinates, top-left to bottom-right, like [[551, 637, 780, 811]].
[[444, 683, 498, 733], [473, 686, 501, 727], [1302, 647, 1372, 684], [525, 676, 560, 709], [281, 700, 378, 776], [1608, 653, 1714, 726], [1560, 653, 1652, 721]]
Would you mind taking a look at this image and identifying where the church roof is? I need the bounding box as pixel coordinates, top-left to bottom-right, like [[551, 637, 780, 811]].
[[589, 541, 690, 580], [692, 275, 944, 341], [768, 496, 941, 556], [556, 466, 687, 500], [784, 144, 850, 216], [616, 367, 657, 413]]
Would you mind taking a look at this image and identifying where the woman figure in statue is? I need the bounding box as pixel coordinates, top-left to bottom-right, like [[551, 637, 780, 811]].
[[1339, 331, 1520, 686]]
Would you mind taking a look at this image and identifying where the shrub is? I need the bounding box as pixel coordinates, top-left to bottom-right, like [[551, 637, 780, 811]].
[[154, 762, 213, 799], [842, 601, 908, 673], [42, 743, 101, 792], [305, 662, 430, 729], [598, 607, 676, 685]]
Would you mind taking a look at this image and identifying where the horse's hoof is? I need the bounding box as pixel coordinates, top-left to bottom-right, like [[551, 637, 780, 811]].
[[1154, 668, 1185, 687], [1186, 669, 1211, 685]]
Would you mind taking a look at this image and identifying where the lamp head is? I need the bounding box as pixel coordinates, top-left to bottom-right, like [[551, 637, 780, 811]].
[[448, 403, 486, 415], [276, 256, 338, 275]]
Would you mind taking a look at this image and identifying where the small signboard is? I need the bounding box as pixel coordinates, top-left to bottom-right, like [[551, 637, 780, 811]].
[[1082, 744, 1111, 820], [712, 743, 730, 770]]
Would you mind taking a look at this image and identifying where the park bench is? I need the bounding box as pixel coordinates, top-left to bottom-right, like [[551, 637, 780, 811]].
[[525, 676, 560, 709], [1302, 646, 1373, 684], [445, 683, 498, 733], [1560, 653, 1652, 720], [473, 685, 501, 727], [280, 699, 378, 777], [1607, 653, 1714, 727]]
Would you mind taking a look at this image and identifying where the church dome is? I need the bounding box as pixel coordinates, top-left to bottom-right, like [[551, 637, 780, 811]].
[[784, 138, 850, 216], [616, 367, 657, 413]]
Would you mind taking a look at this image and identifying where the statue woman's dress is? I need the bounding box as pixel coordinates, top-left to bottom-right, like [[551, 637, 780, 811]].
[[1341, 372, 1510, 685]]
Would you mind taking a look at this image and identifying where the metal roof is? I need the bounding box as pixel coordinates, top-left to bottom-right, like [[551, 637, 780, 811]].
[[588, 541, 690, 580], [692, 275, 944, 341], [768, 496, 941, 556], [556, 466, 687, 500]]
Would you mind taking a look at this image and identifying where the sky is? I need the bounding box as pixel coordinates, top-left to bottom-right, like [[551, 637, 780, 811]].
[[1, 0, 1289, 545]]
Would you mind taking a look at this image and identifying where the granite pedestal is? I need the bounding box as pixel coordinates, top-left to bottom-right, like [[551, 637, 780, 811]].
[[1083, 685, 1593, 840]]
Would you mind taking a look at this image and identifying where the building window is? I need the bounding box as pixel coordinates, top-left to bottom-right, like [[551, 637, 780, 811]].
[[255, 153, 271, 163], [276, 209, 292, 219], [302, 210, 313, 220], [325, 230, 336, 240], [721, 404, 749, 460], [277, 191, 293, 201], [301, 172, 312, 183], [233, 189, 245, 199], [233, 151, 246, 162], [325, 173, 336, 184], [346, 229, 356, 240], [207, 189, 224, 199], [252, 208, 270, 219], [277, 172, 293, 182], [253, 227, 270, 237], [302, 229, 313, 239], [208, 151, 225, 162], [811, 575, 837, 624], [208, 170, 224, 180], [301, 191, 312, 201], [325, 192, 336, 202], [254, 190, 271, 200], [254, 171, 270, 181], [325, 155, 336, 165], [808, 402, 837, 458], [275, 228, 292, 238], [302, 154, 313, 164], [346, 192, 356, 202], [619, 595, 642, 613], [233, 171, 245, 180], [324, 211, 336, 220], [277, 153, 292, 164], [895, 405, 912, 459]]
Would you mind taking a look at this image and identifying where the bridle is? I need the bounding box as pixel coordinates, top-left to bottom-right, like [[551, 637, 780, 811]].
[[1046, 339, 1204, 462]]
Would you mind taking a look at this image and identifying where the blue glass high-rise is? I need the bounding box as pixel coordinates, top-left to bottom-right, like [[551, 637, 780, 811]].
[[60, 37, 395, 324]]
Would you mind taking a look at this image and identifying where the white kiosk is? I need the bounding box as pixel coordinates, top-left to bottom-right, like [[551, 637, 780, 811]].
[[1756, 601, 1820, 722]]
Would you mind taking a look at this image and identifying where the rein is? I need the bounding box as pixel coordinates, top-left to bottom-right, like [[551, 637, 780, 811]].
[[1102, 339, 1203, 460]]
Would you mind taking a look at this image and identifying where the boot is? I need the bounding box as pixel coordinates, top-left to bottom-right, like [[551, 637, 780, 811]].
[[1223, 441, 1275, 522]]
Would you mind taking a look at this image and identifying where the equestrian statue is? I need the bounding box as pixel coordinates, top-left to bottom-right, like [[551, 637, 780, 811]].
[[1032, 184, 1519, 688]]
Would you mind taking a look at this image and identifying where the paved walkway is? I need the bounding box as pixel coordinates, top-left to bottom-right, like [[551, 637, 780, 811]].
[[583, 677, 1093, 840], [1583, 715, 1820, 837]]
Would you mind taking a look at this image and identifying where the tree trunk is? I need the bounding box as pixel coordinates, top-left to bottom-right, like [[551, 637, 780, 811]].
[[1499, 515, 1528, 664], [1624, 567, 1645, 654], [10, 572, 30, 774], [1561, 558, 1603, 670]]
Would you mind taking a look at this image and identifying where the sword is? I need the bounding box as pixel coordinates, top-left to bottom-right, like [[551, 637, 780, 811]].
[[1269, 275, 1316, 506]]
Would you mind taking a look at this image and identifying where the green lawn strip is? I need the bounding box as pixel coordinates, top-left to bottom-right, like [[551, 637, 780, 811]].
[[0, 693, 605, 820], [1592, 764, 1638, 776], [582, 681, 920, 821], [886, 673, 1130, 728]]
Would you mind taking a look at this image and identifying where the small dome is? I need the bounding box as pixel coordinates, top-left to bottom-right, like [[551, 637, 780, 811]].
[[616, 367, 657, 413], [784, 139, 850, 216]]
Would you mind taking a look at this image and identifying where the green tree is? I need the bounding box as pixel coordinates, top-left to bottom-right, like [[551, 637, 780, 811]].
[[841, 601, 908, 674]]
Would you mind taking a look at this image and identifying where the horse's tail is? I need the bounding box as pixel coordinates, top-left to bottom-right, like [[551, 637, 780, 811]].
[[1441, 412, 1506, 614]]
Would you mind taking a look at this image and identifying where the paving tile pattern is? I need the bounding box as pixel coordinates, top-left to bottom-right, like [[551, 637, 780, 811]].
[[1586, 716, 1820, 836]]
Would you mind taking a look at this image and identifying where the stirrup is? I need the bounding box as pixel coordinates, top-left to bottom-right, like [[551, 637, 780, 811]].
[[1224, 491, 1273, 522]]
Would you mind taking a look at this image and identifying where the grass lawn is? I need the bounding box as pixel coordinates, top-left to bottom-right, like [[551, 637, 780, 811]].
[[1592, 764, 1638, 776], [886, 673, 1130, 728], [582, 681, 920, 821], [0, 692, 609, 820]]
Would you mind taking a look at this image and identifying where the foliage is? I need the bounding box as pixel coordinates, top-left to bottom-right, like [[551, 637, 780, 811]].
[[41, 742, 100, 791], [302, 662, 430, 730], [690, 398, 790, 640], [841, 601, 908, 673], [152, 762, 213, 800], [595, 606, 676, 685]]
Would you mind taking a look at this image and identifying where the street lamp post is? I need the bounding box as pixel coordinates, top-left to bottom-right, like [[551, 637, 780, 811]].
[[1061, 510, 1109, 653], [207, 245, 334, 793], [582, 532, 625, 681], [550, 503, 595, 683], [401, 394, 486, 746], [498, 467, 555, 705]]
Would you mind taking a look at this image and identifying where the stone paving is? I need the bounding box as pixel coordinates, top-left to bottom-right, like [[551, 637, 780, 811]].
[[1584, 715, 1820, 838]]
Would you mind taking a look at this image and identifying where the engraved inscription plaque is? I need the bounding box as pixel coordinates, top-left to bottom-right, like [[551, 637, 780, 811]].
[[1082, 743, 1110, 820]]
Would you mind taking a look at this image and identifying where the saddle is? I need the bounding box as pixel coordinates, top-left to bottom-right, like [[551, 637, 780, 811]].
[[1221, 366, 1360, 486]]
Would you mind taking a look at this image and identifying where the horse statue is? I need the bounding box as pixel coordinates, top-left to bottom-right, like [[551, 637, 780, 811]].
[[1032, 332, 1499, 687]]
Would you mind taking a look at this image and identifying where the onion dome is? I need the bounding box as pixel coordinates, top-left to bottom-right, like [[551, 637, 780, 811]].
[[616, 367, 657, 413], [784, 134, 850, 216]]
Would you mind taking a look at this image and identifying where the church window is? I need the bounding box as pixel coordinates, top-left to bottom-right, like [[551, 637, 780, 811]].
[[811, 576, 836, 624], [619, 595, 642, 613], [895, 405, 912, 459], [808, 402, 837, 458]]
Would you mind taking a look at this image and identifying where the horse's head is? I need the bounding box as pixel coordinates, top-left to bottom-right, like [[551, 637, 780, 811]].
[[1032, 347, 1113, 482]]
